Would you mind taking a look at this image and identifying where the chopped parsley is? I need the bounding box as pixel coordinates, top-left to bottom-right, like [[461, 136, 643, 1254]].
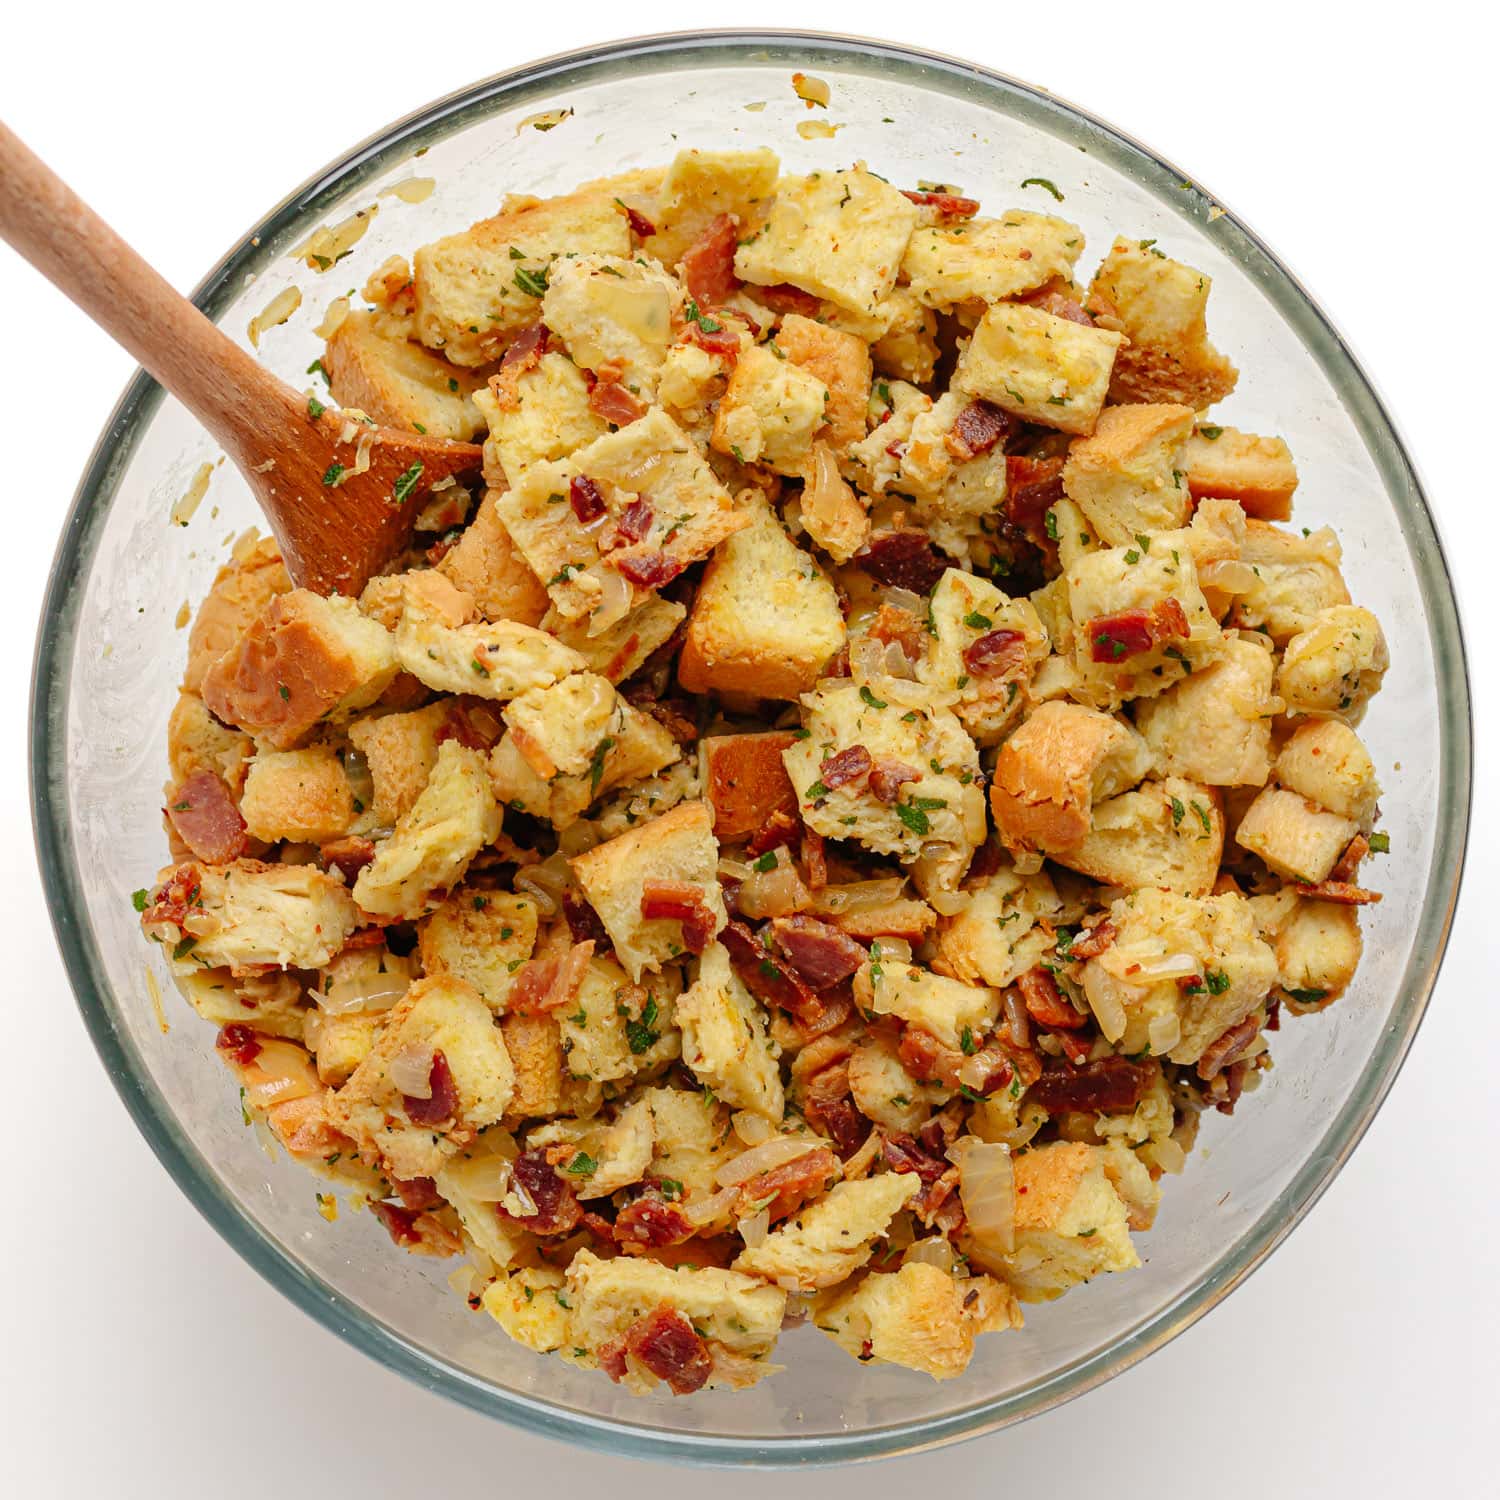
[[626, 995, 660, 1055], [1204, 970, 1231, 995], [963, 611, 992, 630], [392, 461, 424, 506], [588, 735, 616, 793], [959, 1026, 977, 1055], [307, 395, 326, 419], [1020, 176, 1064, 201], [1169, 795, 1186, 827], [1285, 986, 1328, 1004], [131, 888, 149, 912], [565, 1152, 597, 1177], [513, 265, 549, 297], [859, 685, 887, 710], [896, 802, 930, 836], [1368, 832, 1390, 854], [321, 462, 345, 487], [753, 850, 779, 873], [1044, 509, 1060, 541], [684, 299, 722, 333]]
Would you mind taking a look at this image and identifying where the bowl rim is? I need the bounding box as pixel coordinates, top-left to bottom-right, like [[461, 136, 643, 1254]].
[[29, 27, 1473, 1467]]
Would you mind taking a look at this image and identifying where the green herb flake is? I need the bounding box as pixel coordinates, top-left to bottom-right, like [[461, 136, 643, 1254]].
[[514, 265, 549, 298], [1169, 795, 1186, 827], [626, 995, 660, 1055], [321, 462, 345, 488], [1020, 176, 1064, 201], [392, 461, 424, 506], [858, 685, 887, 710], [307, 395, 326, 420], [131, 888, 149, 912], [959, 1026, 977, 1056], [753, 850, 779, 873], [1044, 509, 1060, 541], [963, 611, 992, 630], [565, 1151, 597, 1177], [1198, 425, 1223, 440], [896, 802, 930, 836], [1368, 832, 1390, 854], [1205, 969, 1231, 995]]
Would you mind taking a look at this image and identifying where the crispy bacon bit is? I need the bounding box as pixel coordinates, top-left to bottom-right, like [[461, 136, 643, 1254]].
[[437, 699, 504, 751], [1215, 1057, 1251, 1114], [627, 690, 699, 747], [721, 920, 822, 1022], [611, 549, 687, 589], [770, 914, 867, 989], [403, 1048, 458, 1126], [896, 1026, 1026, 1097], [371, 1200, 422, 1247], [165, 770, 247, 865], [1329, 834, 1371, 886], [322, 835, 375, 882], [969, 838, 1005, 883], [614, 498, 655, 545], [339, 925, 390, 952], [855, 529, 949, 593], [563, 892, 609, 946], [626, 1306, 713, 1395], [735, 1145, 839, 1222], [801, 827, 827, 891], [589, 377, 648, 427], [868, 757, 921, 803], [816, 744, 873, 792], [391, 1175, 443, 1212], [569, 474, 607, 524], [680, 213, 741, 308], [598, 1338, 629, 1382], [901, 188, 981, 220], [866, 603, 927, 663], [686, 317, 742, 360], [1005, 454, 1066, 529], [143, 864, 203, 930], [1066, 920, 1117, 961], [912, 1165, 965, 1232], [1028, 1056, 1154, 1114], [623, 204, 656, 238], [503, 1149, 583, 1236], [772, 988, 853, 1050], [215, 1023, 263, 1067], [1088, 598, 1190, 663], [509, 941, 596, 1016], [947, 400, 1016, 461], [744, 809, 801, 858], [1020, 288, 1094, 326], [489, 321, 550, 411], [614, 1193, 696, 1250], [962, 628, 1026, 679], [881, 1130, 947, 1184], [1197, 1014, 1261, 1081], [1294, 879, 1383, 905], [1017, 968, 1085, 1029], [640, 880, 717, 953], [758, 282, 823, 316], [802, 1064, 869, 1157], [1051, 1028, 1093, 1066]]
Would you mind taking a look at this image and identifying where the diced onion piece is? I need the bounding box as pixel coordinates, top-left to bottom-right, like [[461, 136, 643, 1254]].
[[1198, 559, 1259, 595], [735, 862, 811, 919], [1147, 1012, 1182, 1056], [170, 462, 214, 528], [928, 888, 968, 917], [715, 1135, 822, 1187], [447, 1263, 483, 1300], [796, 120, 840, 141], [517, 108, 574, 134], [791, 71, 830, 106], [382, 177, 436, 204], [584, 561, 634, 637], [881, 587, 925, 616], [1004, 987, 1031, 1049], [683, 1187, 738, 1227], [247, 286, 301, 349], [313, 295, 350, 339], [243, 1039, 321, 1109], [321, 952, 410, 1015], [1144, 1136, 1188, 1175], [736, 1209, 771, 1248], [1133, 951, 1201, 982], [732, 1110, 775, 1147], [389, 1042, 436, 1098], [948, 1136, 1015, 1255], [291, 205, 378, 271], [810, 878, 905, 916], [443, 1149, 515, 1203], [902, 1236, 958, 1273], [589, 277, 672, 350]]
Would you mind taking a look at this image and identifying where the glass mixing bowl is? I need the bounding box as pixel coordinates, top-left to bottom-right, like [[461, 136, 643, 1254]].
[[29, 29, 1471, 1466]]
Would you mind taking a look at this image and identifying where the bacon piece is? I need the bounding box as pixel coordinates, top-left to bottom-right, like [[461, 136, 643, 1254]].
[[815, 744, 873, 792], [322, 835, 375, 882], [1294, 879, 1383, 905], [770, 914, 867, 989], [1005, 454, 1066, 529], [1088, 598, 1190, 663], [614, 1193, 696, 1251], [1051, 1028, 1093, 1066], [623, 204, 656, 238], [802, 1063, 869, 1157], [1197, 1014, 1261, 1081], [1016, 968, 1085, 1029], [143, 864, 203, 931], [801, 827, 827, 891], [403, 1048, 458, 1126], [901, 189, 981, 220], [215, 1022, 263, 1067], [598, 1339, 630, 1383], [1066, 920, 1117, 961], [626, 1306, 713, 1395], [489, 322, 550, 411], [962, 628, 1027, 679], [734, 1145, 839, 1222], [611, 550, 687, 589], [640, 881, 716, 954], [589, 377, 648, 427], [613, 498, 655, 545], [946, 400, 1016, 461], [744, 810, 801, 858], [866, 603, 927, 664], [338, 925, 390, 952], [1329, 833, 1370, 884], [1215, 1057, 1251, 1114], [391, 1175, 443, 1212], [437, 699, 505, 751], [868, 758, 921, 804], [563, 891, 609, 946], [720, 920, 822, 1022], [502, 1150, 583, 1236], [881, 1130, 947, 1184], [1019, 288, 1094, 326], [371, 1200, 422, 1247], [896, 1026, 1017, 1097], [686, 318, 742, 360], [680, 213, 741, 308], [165, 770, 247, 865], [1028, 1056, 1154, 1114], [509, 940, 596, 1016], [758, 282, 823, 316], [855, 529, 949, 593], [569, 473, 607, 524], [771, 986, 853, 1050]]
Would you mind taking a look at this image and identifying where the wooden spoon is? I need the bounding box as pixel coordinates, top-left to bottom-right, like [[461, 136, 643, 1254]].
[[0, 119, 482, 596]]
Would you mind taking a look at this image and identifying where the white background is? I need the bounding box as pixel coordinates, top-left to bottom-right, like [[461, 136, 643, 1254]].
[[2, 4, 1495, 1494]]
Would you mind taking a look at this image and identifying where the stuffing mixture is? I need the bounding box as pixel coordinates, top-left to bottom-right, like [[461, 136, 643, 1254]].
[[138, 146, 1389, 1395]]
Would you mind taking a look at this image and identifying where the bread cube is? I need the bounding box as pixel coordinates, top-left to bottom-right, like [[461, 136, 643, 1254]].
[[503, 671, 620, 780], [953, 302, 1125, 436], [590, 759, 701, 841], [932, 866, 1064, 991], [847, 1030, 947, 1132], [1233, 785, 1358, 884], [167, 692, 254, 794], [303, 1009, 381, 1086], [642, 1084, 740, 1203], [501, 1011, 566, 1120], [239, 746, 355, 843], [1227, 522, 1350, 643], [1274, 896, 1364, 1005], [557, 952, 681, 1085], [497, 407, 746, 622], [902, 210, 1083, 309], [711, 342, 829, 475], [847, 379, 930, 497], [1274, 720, 1380, 822], [569, 801, 727, 980], [1278, 605, 1389, 721], [184, 535, 291, 693], [733, 1173, 919, 1291], [419, 891, 538, 1011], [860, 951, 1002, 1052], [996, 1142, 1139, 1301], [412, 172, 645, 365], [347, 701, 448, 824], [734, 165, 919, 317], [541, 253, 680, 402], [772, 313, 872, 453], [324, 310, 486, 440], [676, 942, 783, 1120], [989, 701, 1154, 855], [473, 352, 606, 489], [480, 1266, 571, 1353], [871, 290, 941, 384], [201, 590, 398, 750], [432, 490, 548, 627], [1061, 403, 1196, 547], [1088, 237, 1238, 409], [353, 740, 501, 919], [1061, 776, 1225, 896], [544, 594, 685, 684], [656, 339, 732, 441], [1182, 425, 1298, 521], [699, 731, 800, 842], [1134, 635, 1276, 787], [526, 1094, 656, 1199], [646, 147, 781, 265], [678, 491, 845, 700]]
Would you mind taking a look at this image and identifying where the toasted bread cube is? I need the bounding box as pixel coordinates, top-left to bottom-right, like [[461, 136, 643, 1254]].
[[1134, 636, 1276, 787], [902, 210, 1084, 309], [498, 407, 746, 622], [711, 342, 829, 475], [1061, 776, 1225, 896], [541, 254, 679, 401], [1062, 404, 1196, 547], [1227, 522, 1350, 643], [590, 760, 701, 840], [656, 339, 732, 441], [953, 303, 1124, 436], [1233, 785, 1357, 884], [871, 289, 940, 384], [347, 701, 448, 824], [239, 747, 354, 843], [303, 1009, 382, 1086], [932, 866, 1064, 991], [474, 354, 606, 490], [184, 535, 292, 693], [502, 671, 619, 780], [989, 701, 1154, 855], [678, 492, 845, 701], [143, 858, 360, 973], [1274, 896, 1363, 1005], [1278, 606, 1389, 722], [412, 173, 645, 365], [647, 147, 781, 265], [353, 741, 501, 920], [436, 489, 549, 627], [328, 974, 514, 1180], [1088, 237, 1238, 408], [1182, 426, 1298, 521], [699, 731, 799, 842], [324, 310, 486, 440], [1080, 888, 1276, 1063], [201, 590, 397, 750], [846, 1029, 945, 1132], [676, 942, 783, 1120], [734, 165, 919, 316], [525, 1095, 656, 1199], [543, 594, 685, 684], [419, 891, 538, 1011], [772, 313, 873, 453], [501, 1011, 565, 1119], [1275, 720, 1380, 822], [847, 379, 930, 496], [814, 1262, 1020, 1379], [481, 1266, 570, 1352], [734, 1174, 918, 1291], [558, 953, 681, 1085], [643, 1084, 739, 1203], [167, 692, 254, 794], [859, 953, 1002, 1051], [995, 1142, 1139, 1301], [569, 801, 727, 980]]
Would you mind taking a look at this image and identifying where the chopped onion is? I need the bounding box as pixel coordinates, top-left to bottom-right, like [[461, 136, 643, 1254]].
[[443, 1150, 515, 1203], [732, 1110, 775, 1147], [849, 636, 886, 680], [718, 857, 755, 882], [736, 1209, 771, 1247], [716, 1136, 822, 1188], [1147, 1136, 1188, 1175], [684, 1187, 738, 1227], [382, 177, 436, 205], [948, 1136, 1015, 1255], [1147, 1012, 1182, 1057], [170, 462, 214, 528], [735, 862, 810, 919], [1004, 988, 1032, 1049], [1198, 559, 1258, 595], [247, 286, 301, 349], [810, 878, 905, 916], [515, 852, 571, 916], [958, 1052, 1000, 1093], [243, 1040, 320, 1109], [902, 1236, 958, 1273], [588, 277, 671, 350], [928, 888, 968, 918], [313, 295, 350, 339], [584, 562, 634, 637], [321, 952, 411, 1015], [881, 639, 918, 680], [447, 1263, 483, 1301], [389, 1042, 435, 1098], [881, 586, 924, 616]]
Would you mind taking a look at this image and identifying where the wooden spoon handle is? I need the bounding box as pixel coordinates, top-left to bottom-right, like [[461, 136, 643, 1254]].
[[0, 118, 288, 461]]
